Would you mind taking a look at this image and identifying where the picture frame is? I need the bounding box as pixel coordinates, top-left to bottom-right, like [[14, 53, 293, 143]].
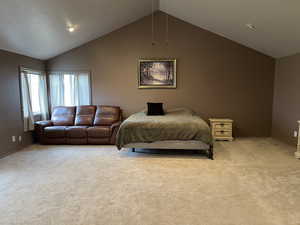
[[138, 59, 177, 89]]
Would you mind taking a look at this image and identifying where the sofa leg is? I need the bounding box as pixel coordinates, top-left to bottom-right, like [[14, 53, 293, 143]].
[[132, 148, 135, 152]]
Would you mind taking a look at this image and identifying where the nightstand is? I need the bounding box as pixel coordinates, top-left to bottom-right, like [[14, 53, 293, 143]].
[[209, 118, 233, 141]]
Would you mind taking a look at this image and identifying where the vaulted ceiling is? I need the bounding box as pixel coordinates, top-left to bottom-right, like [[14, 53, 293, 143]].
[[0, 0, 299, 60], [160, 0, 300, 59], [0, 0, 159, 60]]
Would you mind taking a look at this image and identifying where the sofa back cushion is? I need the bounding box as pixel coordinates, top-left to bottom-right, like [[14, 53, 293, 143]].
[[75, 105, 96, 126], [94, 105, 120, 126], [51, 106, 76, 126]]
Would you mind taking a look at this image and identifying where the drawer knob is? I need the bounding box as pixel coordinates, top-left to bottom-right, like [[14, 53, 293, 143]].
[[220, 130, 224, 133], [220, 123, 224, 126]]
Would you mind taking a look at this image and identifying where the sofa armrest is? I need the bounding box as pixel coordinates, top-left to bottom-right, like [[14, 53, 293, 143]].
[[110, 121, 122, 144], [111, 121, 122, 130], [35, 120, 53, 127], [34, 120, 53, 142]]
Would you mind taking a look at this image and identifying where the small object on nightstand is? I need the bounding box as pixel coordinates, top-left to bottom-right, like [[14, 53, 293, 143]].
[[209, 118, 233, 141]]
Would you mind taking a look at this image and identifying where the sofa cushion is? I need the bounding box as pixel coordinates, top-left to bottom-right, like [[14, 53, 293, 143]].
[[75, 106, 96, 126], [66, 126, 88, 138], [44, 126, 66, 138], [87, 126, 111, 138], [51, 106, 76, 126], [93, 106, 120, 126]]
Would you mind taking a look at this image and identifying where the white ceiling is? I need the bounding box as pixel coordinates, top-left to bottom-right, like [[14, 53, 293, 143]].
[[0, 0, 299, 59], [160, 0, 300, 58], [0, 0, 159, 60]]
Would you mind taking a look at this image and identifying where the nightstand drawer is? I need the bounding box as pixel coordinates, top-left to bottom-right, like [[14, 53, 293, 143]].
[[213, 123, 232, 130], [214, 130, 232, 137]]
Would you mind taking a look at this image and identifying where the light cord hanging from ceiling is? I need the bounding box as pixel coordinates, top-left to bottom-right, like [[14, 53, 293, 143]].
[[151, 0, 155, 46], [151, 0, 169, 46], [165, 1, 169, 45]]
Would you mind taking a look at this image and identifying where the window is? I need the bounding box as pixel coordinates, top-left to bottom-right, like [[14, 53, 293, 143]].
[[64, 75, 72, 106], [49, 71, 91, 108], [27, 74, 41, 114], [20, 67, 49, 131]]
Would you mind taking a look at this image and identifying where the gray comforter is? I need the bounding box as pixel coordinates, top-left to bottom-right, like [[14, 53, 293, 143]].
[[116, 108, 212, 149]]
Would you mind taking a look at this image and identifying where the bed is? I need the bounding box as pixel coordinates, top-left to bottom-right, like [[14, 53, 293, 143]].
[[116, 108, 214, 159]]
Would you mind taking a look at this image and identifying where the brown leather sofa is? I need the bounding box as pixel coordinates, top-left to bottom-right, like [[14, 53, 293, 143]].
[[35, 105, 122, 145]]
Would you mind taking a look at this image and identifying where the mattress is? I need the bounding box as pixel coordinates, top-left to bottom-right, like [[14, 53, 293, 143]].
[[116, 108, 212, 149]]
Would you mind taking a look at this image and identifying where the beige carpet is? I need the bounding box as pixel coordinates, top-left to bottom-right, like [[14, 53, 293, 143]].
[[0, 138, 300, 225]]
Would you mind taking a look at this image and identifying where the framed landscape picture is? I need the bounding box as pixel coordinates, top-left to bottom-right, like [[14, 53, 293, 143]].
[[138, 59, 176, 89]]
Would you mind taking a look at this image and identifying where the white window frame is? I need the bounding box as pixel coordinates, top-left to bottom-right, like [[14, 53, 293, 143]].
[[20, 67, 46, 115], [19, 66, 49, 131]]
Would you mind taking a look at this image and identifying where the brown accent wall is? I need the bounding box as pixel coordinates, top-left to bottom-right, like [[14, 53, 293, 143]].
[[47, 11, 275, 137], [272, 53, 300, 145], [0, 49, 45, 157]]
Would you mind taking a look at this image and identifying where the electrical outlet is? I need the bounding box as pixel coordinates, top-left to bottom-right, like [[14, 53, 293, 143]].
[[294, 130, 298, 138], [12, 136, 16, 142], [18, 136, 22, 142]]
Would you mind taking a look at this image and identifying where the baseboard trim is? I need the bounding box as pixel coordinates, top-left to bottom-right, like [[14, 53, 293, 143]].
[[0, 144, 30, 159]]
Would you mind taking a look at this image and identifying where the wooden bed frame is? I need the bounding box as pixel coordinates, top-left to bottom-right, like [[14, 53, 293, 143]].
[[123, 140, 214, 160]]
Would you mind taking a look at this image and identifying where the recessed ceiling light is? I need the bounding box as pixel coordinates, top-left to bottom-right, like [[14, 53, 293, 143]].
[[246, 23, 256, 31], [67, 26, 75, 33]]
